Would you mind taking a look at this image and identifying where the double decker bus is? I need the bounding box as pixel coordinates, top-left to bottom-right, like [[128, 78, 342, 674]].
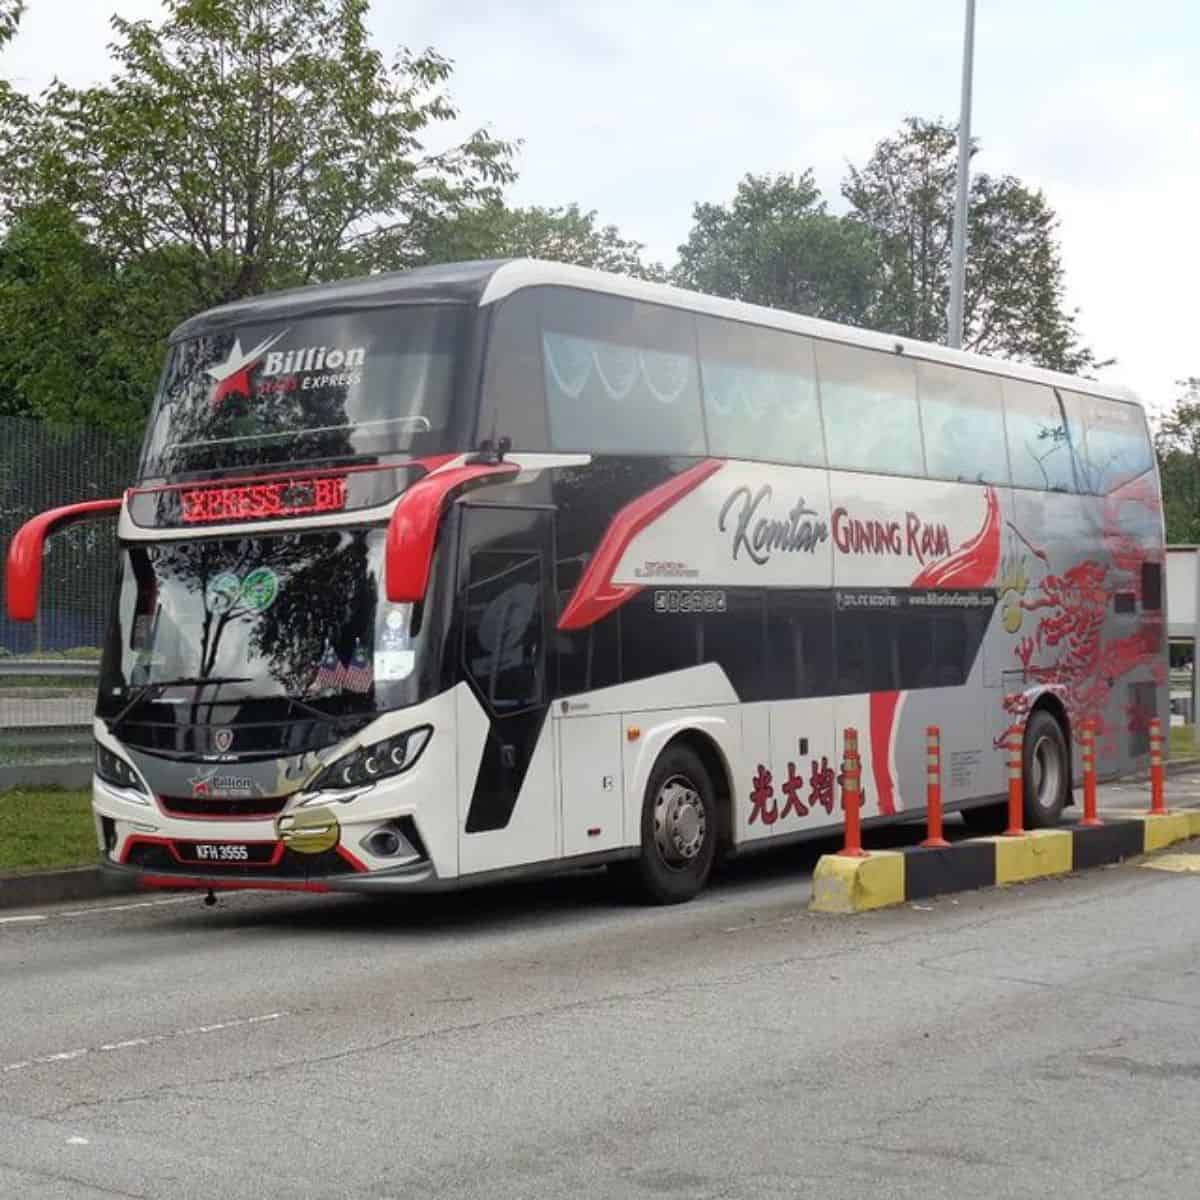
[[5, 260, 1166, 903]]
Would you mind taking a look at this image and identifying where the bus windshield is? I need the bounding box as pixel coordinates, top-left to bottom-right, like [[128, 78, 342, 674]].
[[96, 528, 430, 733], [139, 304, 468, 480]]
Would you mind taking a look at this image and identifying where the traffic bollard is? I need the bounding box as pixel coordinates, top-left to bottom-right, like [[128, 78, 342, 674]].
[[1004, 723, 1025, 837], [1081, 718, 1101, 827], [1149, 717, 1166, 815], [837, 726, 867, 858], [921, 725, 949, 848]]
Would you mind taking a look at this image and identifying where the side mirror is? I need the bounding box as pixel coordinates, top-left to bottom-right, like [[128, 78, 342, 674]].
[[385, 463, 518, 603], [5, 497, 124, 621]]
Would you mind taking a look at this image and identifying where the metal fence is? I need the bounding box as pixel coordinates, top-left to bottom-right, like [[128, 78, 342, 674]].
[[0, 416, 138, 784]]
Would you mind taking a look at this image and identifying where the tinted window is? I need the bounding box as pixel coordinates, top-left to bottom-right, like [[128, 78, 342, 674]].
[[141, 306, 467, 479], [696, 317, 824, 465], [479, 290, 548, 451], [1003, 381, 1077, 492], [1076, 393, 1154, 493], [461, 509, 547, 713], [765, 590, 835, 699], [556, 556, 621, 695], [541, 289, 704, 455], [620, 591, 700, 683], [1142, 562, 1163, 611], [816, 341, 923, 476], [918, 362, 1009, 485], [699, 590, 765, 698]]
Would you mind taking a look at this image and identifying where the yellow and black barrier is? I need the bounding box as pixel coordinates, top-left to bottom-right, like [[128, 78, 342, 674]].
[[810, 811, 1200, 915]]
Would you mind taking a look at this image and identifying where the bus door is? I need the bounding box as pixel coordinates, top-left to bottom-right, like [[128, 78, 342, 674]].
[[456, 504, 559, 876]]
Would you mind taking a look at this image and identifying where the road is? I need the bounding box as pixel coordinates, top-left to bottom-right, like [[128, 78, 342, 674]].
[[2, 779, 1200, 1199]]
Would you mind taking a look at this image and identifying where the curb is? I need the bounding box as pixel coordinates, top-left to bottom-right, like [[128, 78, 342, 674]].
[[0, 865, 135, 911], [810, 810, 1200, 914]]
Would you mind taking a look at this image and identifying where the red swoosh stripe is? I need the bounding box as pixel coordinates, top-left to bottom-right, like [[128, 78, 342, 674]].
[[558, 460, 723, 631]]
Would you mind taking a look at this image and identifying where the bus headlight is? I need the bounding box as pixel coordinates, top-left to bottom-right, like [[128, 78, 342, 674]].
[[95, 743, 148, 797], [309, 725, 432, 794]]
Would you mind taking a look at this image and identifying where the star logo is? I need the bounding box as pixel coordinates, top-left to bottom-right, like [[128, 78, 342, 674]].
[[206, 329, 288, 407]]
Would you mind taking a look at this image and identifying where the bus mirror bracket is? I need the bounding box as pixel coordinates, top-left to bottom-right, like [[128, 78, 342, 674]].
[[385, 462, 520, 604], [5, 497, 124, 622]]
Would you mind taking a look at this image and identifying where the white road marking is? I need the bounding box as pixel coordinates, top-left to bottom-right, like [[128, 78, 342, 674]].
[[0, 895, 205, 928], [66, 1137, 90, 1146], [1, 1011, 288, 1075]]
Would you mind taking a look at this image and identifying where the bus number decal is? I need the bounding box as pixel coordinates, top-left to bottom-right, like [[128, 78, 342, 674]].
[[654, 589, 726, 614]]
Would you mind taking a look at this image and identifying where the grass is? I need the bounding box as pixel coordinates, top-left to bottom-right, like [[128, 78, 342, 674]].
[[1170, 725, 1199, 759], [0, 790, 97, 874]]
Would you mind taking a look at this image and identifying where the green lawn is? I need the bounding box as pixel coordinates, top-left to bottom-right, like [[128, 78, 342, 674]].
[[0, 790, 97, 874], [1170, 725, 1198, 759]]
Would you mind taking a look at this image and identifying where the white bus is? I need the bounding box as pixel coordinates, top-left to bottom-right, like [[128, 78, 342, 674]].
[[6, 260, 1167, 903]]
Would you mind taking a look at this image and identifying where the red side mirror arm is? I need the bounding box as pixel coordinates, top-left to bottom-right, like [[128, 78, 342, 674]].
[[6, 497, 124, 621], [385, 463, 519, 603]]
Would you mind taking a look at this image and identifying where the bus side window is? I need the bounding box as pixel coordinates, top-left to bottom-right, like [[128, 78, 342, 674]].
[[765, 590, 834, 699], [816, 341, 923, 478], [555, 556, 621, 696], [1076, 394, 1154, 494], [918, 361, 1009, 485], [478, 289, 549, 452], [696, 317, 825, 467], [460, 509, 549, 713], [1003, 380, 1078, 492], [540, 287, 705, 457]]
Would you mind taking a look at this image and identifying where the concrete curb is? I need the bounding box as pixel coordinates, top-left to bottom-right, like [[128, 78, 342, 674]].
[[810, 810, 1200, 914], [0, 865, 135, 911]]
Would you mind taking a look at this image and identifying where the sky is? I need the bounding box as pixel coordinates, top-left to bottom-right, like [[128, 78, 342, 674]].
[[5, 0, 1199, 418]]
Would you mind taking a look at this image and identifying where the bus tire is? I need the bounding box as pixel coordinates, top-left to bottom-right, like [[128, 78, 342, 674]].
[[616, 743, 718, 905], [1024, 709, 1068, 828]]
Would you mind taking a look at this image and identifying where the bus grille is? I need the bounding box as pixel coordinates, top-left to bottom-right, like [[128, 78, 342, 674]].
[[159, 794, 290, 820]]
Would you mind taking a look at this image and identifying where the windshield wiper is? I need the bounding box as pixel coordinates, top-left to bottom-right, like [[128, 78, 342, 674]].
[[108, 675, 253, 732]]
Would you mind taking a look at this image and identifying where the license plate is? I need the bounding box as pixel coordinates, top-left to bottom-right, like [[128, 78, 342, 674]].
[[174, 841, 274, 866]]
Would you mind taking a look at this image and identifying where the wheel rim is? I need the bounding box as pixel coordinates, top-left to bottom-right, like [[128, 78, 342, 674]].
[[653, 774, 707, 870], [1031, 735, 1062, 810]]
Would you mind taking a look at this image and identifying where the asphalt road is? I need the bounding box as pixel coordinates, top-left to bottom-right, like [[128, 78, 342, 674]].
[[2, 780, 1200, 1199]]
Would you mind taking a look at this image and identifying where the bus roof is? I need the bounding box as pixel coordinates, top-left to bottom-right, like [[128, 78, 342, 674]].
[[171, 257, 1140, 407]]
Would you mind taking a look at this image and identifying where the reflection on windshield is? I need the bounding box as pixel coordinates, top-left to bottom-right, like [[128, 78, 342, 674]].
[[139, 305, 466, 479], [98, 529, 423, 723]]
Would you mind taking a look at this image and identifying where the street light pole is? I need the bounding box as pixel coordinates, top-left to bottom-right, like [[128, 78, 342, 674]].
[[947, 0, 976, 350]]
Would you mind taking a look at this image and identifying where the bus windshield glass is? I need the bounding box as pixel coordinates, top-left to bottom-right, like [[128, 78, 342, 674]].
[[96, 528, 429, 727], [139, 305, 467, 480]]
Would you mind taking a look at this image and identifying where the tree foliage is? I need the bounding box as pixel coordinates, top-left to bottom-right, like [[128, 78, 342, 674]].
[[1156, 378, 1200, 543], [843, 117, 1098, 371], [0, 0, 516, 429], [673, 173, 879, 324], [418, 201, 664, 280]]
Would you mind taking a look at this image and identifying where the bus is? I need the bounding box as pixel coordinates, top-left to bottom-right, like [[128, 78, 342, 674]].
[[5, 260, 1167, 904]]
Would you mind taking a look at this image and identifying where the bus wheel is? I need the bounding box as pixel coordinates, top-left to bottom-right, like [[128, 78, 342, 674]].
[[1024, 710, 1068, 828], [617, 744, 718, 905]]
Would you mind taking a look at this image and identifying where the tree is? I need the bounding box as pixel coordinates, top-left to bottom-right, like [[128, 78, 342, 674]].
[[0, 1, 22, 48], [1156, 377, 1200, 543], [2, 0, 515, 308], [843, 117, 1098, 372], [0, 0, 515, 429], [672, 173, 880, 323], [417, 201, 664, 280]]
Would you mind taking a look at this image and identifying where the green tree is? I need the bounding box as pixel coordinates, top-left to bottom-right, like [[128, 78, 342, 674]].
[[0, 0, 22, 48], [1156, 377, 1200, 543], [417, 200, 664, 280], [843, 117, 1098, 371], [673, 173, 880, 323], [0, 0, 515, 429]]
